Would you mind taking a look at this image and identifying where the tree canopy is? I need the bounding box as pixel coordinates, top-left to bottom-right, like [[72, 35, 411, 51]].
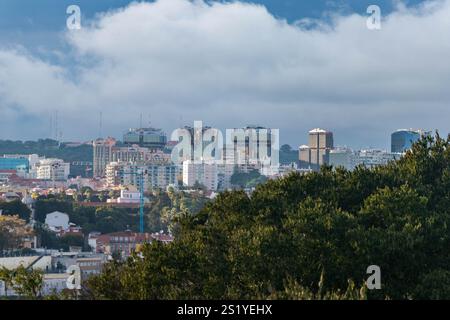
[[82, 134, 450, 299]]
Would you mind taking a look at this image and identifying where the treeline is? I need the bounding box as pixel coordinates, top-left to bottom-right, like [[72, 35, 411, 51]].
[[84, 134, 450, 300], [0, 139, 92, 162]]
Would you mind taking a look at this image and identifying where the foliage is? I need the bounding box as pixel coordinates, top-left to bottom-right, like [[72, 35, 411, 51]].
[[230, 169, 268, 189], [0, 267, 15, 296], [279, 144, 299, 165], [0, 200, 31, 222], [0, 139, 92, 162], [0, 216, 33, 253], [160, 188, 209, 234], [12, 266, 44, 299], [35, 198, 73, 223], [83, 134, 450, 300], [0, 266, 44, 299]]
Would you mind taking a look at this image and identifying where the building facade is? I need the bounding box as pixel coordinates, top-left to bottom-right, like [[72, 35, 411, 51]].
[[93, 137, 116, 177], [123, 127, 167, 150], [299, 128, 334, 171], [329, 148, 402, 170], [183, 160, 218, 191], [106, 162, 177, 190], [0, 157, 29, 177], [34, 158, 70, 181], [391, 129, 429, 153]]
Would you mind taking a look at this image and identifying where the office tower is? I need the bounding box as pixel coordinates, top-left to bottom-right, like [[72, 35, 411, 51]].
[[93, 137, 116, 177], [299, 128, 334, 171], [391, 129, 429, 153], [183, 124, 212, 160], [123, 127, 167, 151], [227, 126, 275, 169]]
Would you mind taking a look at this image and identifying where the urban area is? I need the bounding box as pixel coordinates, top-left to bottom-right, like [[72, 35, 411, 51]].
[[0, 123, 427, 298]]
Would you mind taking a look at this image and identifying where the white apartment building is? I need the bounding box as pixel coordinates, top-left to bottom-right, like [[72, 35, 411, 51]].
[[34, 158, 70, 181], [329, 148, 402, 170], [352, 149, 402, 169], [183, 160, 218, 191], [106, 162, 177, 191], [116, 190, 141, 204]]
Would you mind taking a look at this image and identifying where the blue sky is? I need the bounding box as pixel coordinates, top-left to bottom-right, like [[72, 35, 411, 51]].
[[0, 0, 425, 55], [0, 0, 425, 29], [0, 0, 447, 148]]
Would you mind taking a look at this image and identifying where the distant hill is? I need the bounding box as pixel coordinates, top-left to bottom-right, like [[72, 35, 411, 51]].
[[0, 139, 93, 162], [280, 144, 298, 165]]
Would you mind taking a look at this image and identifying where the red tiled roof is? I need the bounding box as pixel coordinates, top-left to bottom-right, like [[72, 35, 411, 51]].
[[0, 170, 17, 174]]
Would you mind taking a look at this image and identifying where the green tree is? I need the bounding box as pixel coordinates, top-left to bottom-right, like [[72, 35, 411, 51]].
[[0, 267, 15, 296], [12, 266, 43, 299], [84, 134, 450, 300], [0, 200, 31, 222]]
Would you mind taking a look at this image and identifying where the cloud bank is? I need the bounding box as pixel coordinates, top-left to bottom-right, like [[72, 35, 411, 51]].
[[0, 0, 449, 148]]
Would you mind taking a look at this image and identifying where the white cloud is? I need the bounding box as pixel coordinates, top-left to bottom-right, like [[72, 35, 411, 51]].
[[0, 0, 449, 147]]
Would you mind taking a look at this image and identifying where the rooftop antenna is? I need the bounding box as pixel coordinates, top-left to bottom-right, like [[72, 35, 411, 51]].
[[50, 113, 53, 139], [99, 111, 103, 138], [54, 110, 59, 142]]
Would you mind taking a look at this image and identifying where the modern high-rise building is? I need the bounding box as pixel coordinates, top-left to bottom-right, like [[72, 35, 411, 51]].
[[173, 124, 213, 162], [93, 137, 116, 177], [299, 128, 334, 171], [391, 129, 429, 153], [227, 126, 276, 170], [123, 127, 167, 150]]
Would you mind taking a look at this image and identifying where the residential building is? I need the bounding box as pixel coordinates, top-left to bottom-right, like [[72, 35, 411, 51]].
[[116, 190, 140, 204], [45, 211, 70, 231], [0, 170, 17, 184], [93, 137, 116, 177], [34, 158, 70, 181], [106, 162, 177, 190], [352, 149, 402, 168], [329, 148, 402, 170], [183, 160, 218, 191], [94, 231, 173, 257]]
